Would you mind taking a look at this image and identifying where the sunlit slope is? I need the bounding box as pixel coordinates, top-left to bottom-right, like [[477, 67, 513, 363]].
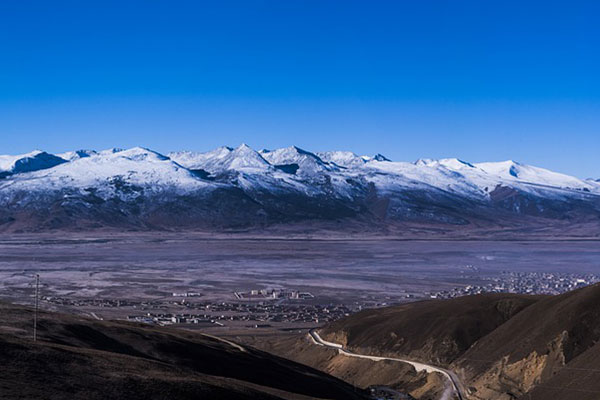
[[320, 294, 540, 365], [319, 284, 600, 399], [0, 145, 599, 233]]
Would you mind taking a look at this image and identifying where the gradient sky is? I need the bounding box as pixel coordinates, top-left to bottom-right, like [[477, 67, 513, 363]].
[[0, 1, 599, 178]]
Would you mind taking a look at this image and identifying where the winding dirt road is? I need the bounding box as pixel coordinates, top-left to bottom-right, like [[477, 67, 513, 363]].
[[308, 329, 466, 400]]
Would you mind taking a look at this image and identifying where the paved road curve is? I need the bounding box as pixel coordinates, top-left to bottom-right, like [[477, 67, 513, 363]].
[[308, 329, 465, 400]]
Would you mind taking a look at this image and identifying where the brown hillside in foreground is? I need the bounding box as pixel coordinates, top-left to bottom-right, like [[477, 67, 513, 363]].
[[0, 302, 366, 400], [523, 340, 600, 400], [452, 283, 600, 400], [318, 284, 600, 400], [321, 293, 542, 364]]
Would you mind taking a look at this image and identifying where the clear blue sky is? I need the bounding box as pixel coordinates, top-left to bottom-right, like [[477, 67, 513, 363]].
[[0, 1, 598, 178]]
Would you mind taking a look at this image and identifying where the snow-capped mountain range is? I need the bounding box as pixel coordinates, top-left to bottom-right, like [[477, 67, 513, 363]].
[[0, 145, 598, 235]]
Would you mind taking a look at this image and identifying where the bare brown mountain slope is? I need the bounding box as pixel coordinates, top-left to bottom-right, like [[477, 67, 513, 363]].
[[315, 284, 600, 400], [0, 302, 366, 400], [247, 294, 540, 399], [523, 340, 600, 400], [320, 293, 541, 365], [452, 283, 600, 399], [244, 332, 447, 400]]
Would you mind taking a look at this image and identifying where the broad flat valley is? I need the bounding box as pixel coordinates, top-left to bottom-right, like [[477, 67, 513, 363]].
[[1, 234, 600, 332]]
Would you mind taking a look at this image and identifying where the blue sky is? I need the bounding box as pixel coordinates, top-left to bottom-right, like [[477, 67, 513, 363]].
[[0, 1, 598, 178]]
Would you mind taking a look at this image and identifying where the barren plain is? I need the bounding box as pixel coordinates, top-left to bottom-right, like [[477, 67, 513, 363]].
[[1, 234, 599, 333]]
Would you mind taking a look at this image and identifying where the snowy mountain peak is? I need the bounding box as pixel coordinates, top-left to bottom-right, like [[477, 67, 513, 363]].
[[414, 158, 475, 170], [372, 154, 391, 162], [101, 147, 169, 161], [0, 145, 598, 232], [0, 146, 208, 195], [316, 151, 365, 168], [0, 145, 597, 204], [58, 150, 97, 161], [169, 144, 268, 173], [259, 146, 331, 174], [474, 160, 593, 190], [476, 160, 521, 176], [0, 150, 67, 174], [235, 143, 253, 152], [227, 144, 270, 170], [98, 147, 126, 156], [262, 145, 319, 159]]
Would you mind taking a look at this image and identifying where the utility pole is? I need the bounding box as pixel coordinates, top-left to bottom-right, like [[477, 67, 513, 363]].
[[33, 274, 39, 342]]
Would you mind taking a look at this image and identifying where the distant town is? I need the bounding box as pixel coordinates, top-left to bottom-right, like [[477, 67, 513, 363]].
[[126, 302, 352, 327], [234, 288, 314, 300], [31, 272, 600, 334], [430, 271, 600, 299], [41, 288, 354, 329]]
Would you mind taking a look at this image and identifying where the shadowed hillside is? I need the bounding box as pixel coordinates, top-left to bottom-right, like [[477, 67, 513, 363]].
[[0, 302, 366, 400]]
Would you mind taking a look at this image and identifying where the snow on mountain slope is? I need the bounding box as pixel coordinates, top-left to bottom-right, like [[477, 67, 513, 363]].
[[410, 158, 598, 197], [0, 151, 40, 172], [0, 144, 598, 232], [0, 150, 67, 174], [475, 160, 593, 191], [315, 151, 391, 167], [363, 159, 487, 198], [0, 147, 210, 199], [170, 144, 270, 174], [415, 158, 476, 171], [316, 151, 366, 168], [259, 146, 333, 175], [169, 147, 232, 170], [0, 144, 597, 203], [170, 145, 346, 197], [372, 154, 392, 162], [57, 150, 98, 161], [167, 145, 597, 198]]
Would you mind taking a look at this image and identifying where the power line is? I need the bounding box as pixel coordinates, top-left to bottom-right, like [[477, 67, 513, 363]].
[[33, 274, 39, 342]]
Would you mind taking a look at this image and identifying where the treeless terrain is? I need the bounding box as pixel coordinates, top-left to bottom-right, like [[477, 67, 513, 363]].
[[0, 302, 366, 400], [321, 293, 541, 364], [453, 283, 600, 399], [254, 285, 600, 400]]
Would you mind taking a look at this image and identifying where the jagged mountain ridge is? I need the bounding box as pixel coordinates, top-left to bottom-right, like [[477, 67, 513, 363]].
[[0, 145, 599, 233]]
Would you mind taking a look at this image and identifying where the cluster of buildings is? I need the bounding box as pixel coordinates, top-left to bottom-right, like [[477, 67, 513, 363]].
[[430, 271, 600, 299], [45, 272, 600, 331], [40, 290, 355, 329], [234, 288, 314, 300], [127, 301, 353, 326], [127, 312, 223, 326], [41, 296, 139, 308], [171, 292, 202, 297]]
